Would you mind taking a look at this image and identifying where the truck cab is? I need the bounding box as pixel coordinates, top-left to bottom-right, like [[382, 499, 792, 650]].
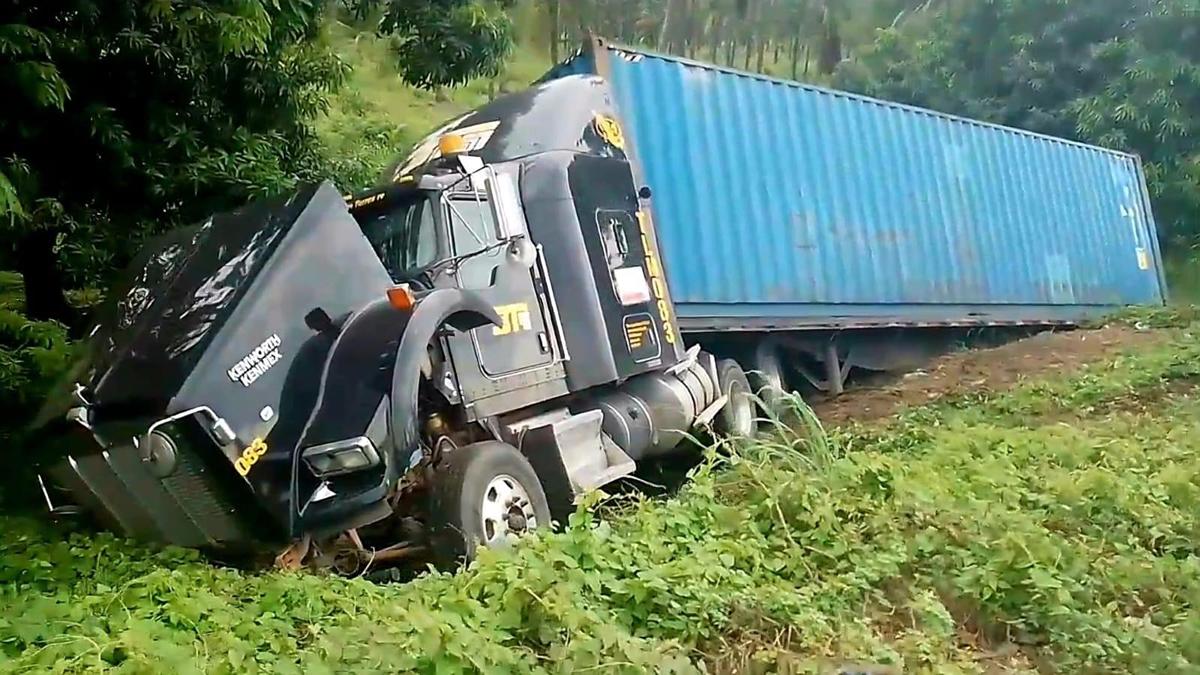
[[33, 74, 758, 571]]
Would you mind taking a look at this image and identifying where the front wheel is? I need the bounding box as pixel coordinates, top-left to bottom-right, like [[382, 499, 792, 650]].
[[428, 440, 551, 567], [714, 358, 758, 440]]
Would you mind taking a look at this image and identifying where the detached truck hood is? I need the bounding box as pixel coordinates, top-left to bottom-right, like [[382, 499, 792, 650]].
[[35, 182, 396, 549], [74, 182, 392, 420]]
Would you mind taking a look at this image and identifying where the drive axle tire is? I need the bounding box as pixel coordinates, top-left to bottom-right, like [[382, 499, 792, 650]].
[[428, 440, 551, 567], [747, 341, 788, 413], [714, 359, 758, 439]]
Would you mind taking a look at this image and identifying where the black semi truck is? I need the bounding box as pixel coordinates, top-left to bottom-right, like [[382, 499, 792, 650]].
[[31, 74, 758, 570]]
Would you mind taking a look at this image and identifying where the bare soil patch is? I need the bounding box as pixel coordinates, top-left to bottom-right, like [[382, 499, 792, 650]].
[[811, 325, 1168, 425]]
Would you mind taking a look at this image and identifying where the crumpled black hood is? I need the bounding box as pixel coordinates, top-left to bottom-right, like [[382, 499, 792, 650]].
[[79, 187, 310, 414]]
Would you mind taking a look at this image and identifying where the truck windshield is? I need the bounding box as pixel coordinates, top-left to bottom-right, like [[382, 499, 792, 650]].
[[360, 195, 438, 278]]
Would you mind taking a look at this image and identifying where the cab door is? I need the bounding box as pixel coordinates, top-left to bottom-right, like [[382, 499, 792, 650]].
[[442, 172, 563, 395]]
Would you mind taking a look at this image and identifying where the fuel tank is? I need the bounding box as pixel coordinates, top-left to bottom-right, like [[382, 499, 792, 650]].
[[35, 182, 396, 548]]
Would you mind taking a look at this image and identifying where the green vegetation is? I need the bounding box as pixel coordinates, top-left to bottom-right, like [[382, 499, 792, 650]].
[[0, 0, 514, 327], [316, 21, 552, 192], [1, 3, 1199, 672], [2, 310, 1198, 673]]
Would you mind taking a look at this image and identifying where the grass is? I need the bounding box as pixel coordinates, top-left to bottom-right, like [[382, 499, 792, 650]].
[[1, 308, 1198, 673], [1165, 251, 1200, 305]]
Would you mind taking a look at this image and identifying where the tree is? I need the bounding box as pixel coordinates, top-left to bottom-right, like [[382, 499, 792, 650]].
[[0, 1, 514, 324], [835, 0, 1200, 246]]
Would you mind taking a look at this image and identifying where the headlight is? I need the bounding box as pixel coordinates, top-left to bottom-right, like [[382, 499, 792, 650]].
[[302, 437, 381, 478]]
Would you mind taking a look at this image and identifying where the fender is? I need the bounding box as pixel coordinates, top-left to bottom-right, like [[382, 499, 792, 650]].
[[389, 288, 501, 457], [290, 290, 498, 535], [296, 298, 407, 454], [297, 290, 499, 457]]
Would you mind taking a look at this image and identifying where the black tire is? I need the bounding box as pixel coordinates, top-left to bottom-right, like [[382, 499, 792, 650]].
[[427, 440, 552, 567], [714, 358, 758, 439], [747, 341, 788, 413]]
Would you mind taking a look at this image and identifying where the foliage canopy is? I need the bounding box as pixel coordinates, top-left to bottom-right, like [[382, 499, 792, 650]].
[[0, 0, 514, 323]]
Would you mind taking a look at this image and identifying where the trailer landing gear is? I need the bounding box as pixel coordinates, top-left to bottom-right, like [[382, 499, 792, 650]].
[[791, 339, 850, 396]]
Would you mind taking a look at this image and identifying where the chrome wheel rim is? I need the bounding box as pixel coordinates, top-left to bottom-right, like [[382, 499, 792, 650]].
[[729, 380, 755, 437], [479, 474, 538, 547]]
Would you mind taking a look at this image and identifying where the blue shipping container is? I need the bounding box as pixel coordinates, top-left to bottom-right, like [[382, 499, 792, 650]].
[[544, 41, 1167, 330]]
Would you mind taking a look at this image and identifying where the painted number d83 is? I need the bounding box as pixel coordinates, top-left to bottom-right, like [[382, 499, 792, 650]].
[[234, 438, 268, 477]]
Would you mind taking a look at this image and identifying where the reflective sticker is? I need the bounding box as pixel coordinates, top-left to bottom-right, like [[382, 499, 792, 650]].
[[593, 114, 626, 150], [623, 313, 660, 363], [1137, 248, 1150, 270]]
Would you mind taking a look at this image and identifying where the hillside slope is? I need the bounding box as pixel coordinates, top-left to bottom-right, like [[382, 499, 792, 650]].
[[2, 309, 1198, 674], [316, 24, 552, 191]]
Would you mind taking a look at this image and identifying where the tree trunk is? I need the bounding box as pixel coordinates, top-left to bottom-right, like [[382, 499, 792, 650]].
[[756, 36, 767, 72], [817, 3, 842, 75], [685, 0, 700, 57], [803, 43, 811, 77], [726, 35, 736, 65], [790, 33, 800, 79], [657, 0, 673, 49], [548, 0, 560, 63], [743, 35, 753, 69], [710, 14, 723, 62], [16, 228, 72, 325]]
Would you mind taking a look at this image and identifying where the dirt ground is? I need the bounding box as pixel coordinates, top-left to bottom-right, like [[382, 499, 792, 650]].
[[810, 324, 1167, 425]]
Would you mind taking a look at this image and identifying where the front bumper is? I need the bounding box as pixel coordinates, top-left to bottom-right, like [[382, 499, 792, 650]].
[[47, 439, 255, 549]]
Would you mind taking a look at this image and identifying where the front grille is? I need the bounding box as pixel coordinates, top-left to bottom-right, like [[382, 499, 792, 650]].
[[48, 424, 256, 549], [160, 440, 250, 544]]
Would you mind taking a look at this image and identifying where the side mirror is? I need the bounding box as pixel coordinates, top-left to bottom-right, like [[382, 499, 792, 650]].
[[486, 171, 527, 239], [305, 308, 336, 333], [638, 186, 652, 200]]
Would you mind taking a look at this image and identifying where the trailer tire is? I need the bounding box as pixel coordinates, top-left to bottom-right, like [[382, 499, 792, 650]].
[[428, 440, 551, 567], [714, 359, 758, 439], [747, 341, 788, 413]]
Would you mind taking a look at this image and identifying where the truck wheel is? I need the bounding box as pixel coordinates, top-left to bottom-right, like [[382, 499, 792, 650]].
[[714, 359, 758, 439], [747, 341, 787, 413], [428, 440, 551, 566]]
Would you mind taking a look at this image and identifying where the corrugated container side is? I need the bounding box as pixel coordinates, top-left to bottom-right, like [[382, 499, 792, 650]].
[[546, 43, 1166, 329]]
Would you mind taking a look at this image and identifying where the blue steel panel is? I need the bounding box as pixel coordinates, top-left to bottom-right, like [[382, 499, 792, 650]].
[[548, 45, 1166, 327]]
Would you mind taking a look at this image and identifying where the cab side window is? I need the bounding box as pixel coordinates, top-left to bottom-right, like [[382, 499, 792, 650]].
[[447, 197, 501, 289], [361, 198, 438, 278]]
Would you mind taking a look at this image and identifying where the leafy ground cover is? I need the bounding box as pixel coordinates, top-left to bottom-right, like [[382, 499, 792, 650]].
[[0, 309, 1197, 674]]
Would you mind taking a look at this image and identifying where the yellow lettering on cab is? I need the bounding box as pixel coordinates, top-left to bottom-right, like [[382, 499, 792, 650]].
[[235, 438, 268, 477], [636, 210, 676, 345], [492, 303, 533, 336]]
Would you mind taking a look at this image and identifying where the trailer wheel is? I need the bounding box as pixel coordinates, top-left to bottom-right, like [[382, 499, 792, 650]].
[[714, 359, 758, 439], [747, 341, 788, 413], [428, 440, 551, 566]]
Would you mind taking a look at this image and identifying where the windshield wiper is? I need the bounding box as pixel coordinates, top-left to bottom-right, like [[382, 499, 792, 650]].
[[417, 236, 521, 285]]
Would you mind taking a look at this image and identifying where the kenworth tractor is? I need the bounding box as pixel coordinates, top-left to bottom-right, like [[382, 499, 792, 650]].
[[30, 71, 760, 571]]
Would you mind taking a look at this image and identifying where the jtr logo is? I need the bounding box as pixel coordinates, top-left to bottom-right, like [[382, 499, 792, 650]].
[[493, 303, 533, 336]]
